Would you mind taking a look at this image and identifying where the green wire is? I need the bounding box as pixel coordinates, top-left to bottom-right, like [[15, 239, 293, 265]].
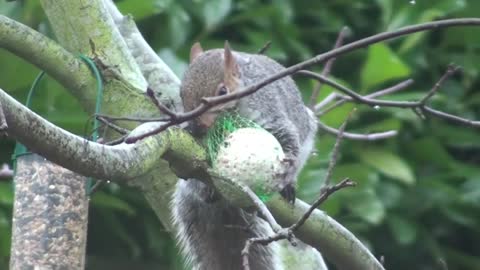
[[11, 55, 104, 195], [78, 54, 103, 142], [78, 54, 104, 194], [12, 71, 46, 173]]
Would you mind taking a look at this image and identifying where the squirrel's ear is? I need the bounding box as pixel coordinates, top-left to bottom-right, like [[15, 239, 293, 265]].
[[190, 42, 204, 63], [224, 41, 240, 89]]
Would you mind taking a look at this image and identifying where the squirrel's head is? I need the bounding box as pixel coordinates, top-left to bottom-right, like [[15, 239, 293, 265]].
[[180, 41, 242, 134]]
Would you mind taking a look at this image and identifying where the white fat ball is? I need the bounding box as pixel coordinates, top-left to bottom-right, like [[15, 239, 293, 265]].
[[212, 128, 285, 206]]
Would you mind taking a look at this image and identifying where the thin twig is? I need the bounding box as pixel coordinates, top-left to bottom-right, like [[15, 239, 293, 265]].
[[422, 106, 480, 127], [96, 114, 169, 123], [419, 64, 459, 105], [322, 112, 349, 187], [88, 180, 106, 194], [105, 135, 128, 145], [309, 26, 349, 108], [146, 87, 177, 118], [291, 178, 355, 231], [241, 178, 355, 270], [96, 116, 129, 134], [316, 79, 414, 115], [298, 70, 419, 108], [302, 69, 479, 128], [257, 41, 272, 55], [318, 120, 397, 141]]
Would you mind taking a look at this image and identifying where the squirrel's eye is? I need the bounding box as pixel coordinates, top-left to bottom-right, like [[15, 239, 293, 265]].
[[217, 85, 228, 96]]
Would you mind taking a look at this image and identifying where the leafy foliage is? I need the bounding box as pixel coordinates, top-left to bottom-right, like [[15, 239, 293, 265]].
[[1, 0, 479, 269]]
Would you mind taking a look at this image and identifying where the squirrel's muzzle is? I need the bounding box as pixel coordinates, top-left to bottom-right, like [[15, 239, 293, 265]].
[[186, 112, 217, 136]]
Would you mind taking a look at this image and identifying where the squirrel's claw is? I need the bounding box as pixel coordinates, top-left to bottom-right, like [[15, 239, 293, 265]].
[[280, 184, 296, 204]]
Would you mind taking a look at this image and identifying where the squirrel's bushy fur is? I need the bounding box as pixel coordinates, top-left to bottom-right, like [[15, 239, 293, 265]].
[[172, 43, 322, 270]]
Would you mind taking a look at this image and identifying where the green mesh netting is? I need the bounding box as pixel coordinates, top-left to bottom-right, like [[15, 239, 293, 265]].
[[205, 111, 275, 202], [205, 111, 261, 164]]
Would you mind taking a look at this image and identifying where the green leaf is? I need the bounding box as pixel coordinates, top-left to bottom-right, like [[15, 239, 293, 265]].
[[200, 0, 232, 30], [406, 137, 454, 169], [90, 192, 136, 216], [346, 188, 385, 225], [167, 4, 190, 49], [361, 44, 411, 90], [117, 0, 172, 20], [387, 215, 417, 245], [0, 210, 11, 257], [356, 147, 415, 185], [0, 183, 13, 206]]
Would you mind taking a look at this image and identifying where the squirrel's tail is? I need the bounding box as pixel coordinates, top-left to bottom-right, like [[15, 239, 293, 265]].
[[172, 179, 282, 270]]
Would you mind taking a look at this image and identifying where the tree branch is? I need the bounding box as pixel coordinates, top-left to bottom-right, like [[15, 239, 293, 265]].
[[103, 0, 182, 111], [40, 0, 146, 92], [300, 70, 480, 128], [309, 26, 349, 108], [0, 88, 205, 182], [0, 15, 97, 109], [315, 79, 414, 115], [317, 121, 398, 141]]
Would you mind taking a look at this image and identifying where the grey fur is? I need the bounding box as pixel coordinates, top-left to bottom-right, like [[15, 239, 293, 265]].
[[174, 48, 318, 270]]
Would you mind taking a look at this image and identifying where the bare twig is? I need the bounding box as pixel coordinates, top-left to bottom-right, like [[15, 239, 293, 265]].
[[322, 113, 349, 187], [95, 114, 169, 123], [317, 121, 397, 141], [316, 79, 414, 115], [241, 178, 355, 270], [422, 106, 480, 126], [292, 178, 355, 231], [257, 41, 272, 55], [88, 180, 106, 194], [314, 93, 341, 112], [105, 135, 128, 145], [301, 69, 479, 128], [146, 87, 177, 119], [96, 116, 129, 135], [309, 26, 349, 108], [419, 65, 459, 104], [299, 70, 420, 108]]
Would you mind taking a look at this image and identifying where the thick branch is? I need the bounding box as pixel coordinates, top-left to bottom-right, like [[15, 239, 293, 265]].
[[0, 15, 96, 109], [267, 196, 382, 270], [104, 0, 182, 111], [40, 0, 146, 92], [0, 88, 198, 182]]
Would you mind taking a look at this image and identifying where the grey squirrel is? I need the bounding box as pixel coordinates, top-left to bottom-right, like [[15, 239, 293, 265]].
[[172, 42, 322, 270]]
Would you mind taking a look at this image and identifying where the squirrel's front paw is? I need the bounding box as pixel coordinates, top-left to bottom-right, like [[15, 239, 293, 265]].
[[280, 184, 296, 204], [277, 157, 297, 204]]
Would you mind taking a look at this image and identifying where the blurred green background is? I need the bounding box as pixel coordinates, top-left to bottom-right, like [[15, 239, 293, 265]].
[[1, 0, 479, 269]]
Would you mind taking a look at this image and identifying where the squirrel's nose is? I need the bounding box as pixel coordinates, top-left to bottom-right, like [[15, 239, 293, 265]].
[[185, 120, 207, 136]]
